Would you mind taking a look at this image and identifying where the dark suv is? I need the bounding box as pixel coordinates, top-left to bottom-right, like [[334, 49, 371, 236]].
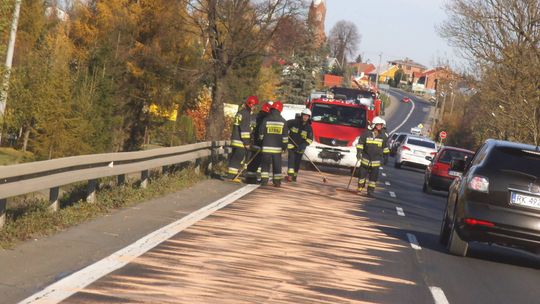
[[440, 139, 540, 256]]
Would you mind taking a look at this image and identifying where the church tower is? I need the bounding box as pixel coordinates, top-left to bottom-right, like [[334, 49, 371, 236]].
[[308, 0, 326, 48]]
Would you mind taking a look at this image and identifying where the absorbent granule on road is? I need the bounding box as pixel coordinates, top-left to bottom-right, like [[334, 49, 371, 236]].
[[64, 171, 421, 304]]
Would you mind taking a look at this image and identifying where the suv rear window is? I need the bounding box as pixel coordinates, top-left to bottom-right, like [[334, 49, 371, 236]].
[[487, 147, 540, 176], [407, 138, 436, 149], [438, 149, 473, 164]]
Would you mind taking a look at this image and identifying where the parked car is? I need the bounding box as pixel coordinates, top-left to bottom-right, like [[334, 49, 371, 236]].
[[395, 136, 437, 168], [423, 146, 474, 193], [402, 97, 411, 103], [387, 132, 404, 153], [390, 133, 408, 156], [440, 139, 540, 257], [410, 127, 421, 136]]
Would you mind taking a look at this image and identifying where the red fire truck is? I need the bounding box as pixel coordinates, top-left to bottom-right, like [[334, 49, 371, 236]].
[[303, 87, 380, 169]]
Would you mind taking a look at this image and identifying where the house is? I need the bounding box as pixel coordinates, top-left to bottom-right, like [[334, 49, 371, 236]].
[[388, 58, 427, 81], [414, 67, 457, 93], [349, 62, 376, 86], [369, 64, 399, 84]]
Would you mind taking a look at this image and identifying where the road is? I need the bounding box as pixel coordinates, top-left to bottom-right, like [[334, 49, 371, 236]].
[[18, 89, 540, 304]]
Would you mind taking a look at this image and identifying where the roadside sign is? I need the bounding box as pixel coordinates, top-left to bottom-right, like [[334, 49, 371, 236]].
[[440, 131, 447, 139], [417, 123, 424, 129]]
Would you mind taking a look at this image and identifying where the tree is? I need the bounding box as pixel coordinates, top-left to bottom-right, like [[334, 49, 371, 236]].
[[355, 54, 363, 63], [440, 0, 540, 145], [328, 20, 360, 67], [187, 0, 303, 140]]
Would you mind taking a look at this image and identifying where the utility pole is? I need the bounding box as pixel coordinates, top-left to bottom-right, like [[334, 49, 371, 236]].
[[375, 52, 382, 89], [1, 0, 21, 115]]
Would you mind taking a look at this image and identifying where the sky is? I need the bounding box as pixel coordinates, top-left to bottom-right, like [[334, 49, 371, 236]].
[[324, 0, 459, 68]]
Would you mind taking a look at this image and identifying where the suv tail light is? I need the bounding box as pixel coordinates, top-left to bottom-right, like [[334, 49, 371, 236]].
[[430, 151, 437, 156], [468, 175, 489, 193], [401, 145, 410, 151]]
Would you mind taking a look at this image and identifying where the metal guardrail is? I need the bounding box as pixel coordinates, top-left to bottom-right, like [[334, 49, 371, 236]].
[[0, 141, 229, 228]]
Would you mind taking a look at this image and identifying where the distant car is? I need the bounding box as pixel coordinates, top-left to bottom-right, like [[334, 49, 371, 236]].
[[410, 127, 421, 136], [402, 97, 411, 103], [390, 133, 408, 156], [395, 135, 437, 168], [440, 139, 540, 257], [423, 147, 474, 193]]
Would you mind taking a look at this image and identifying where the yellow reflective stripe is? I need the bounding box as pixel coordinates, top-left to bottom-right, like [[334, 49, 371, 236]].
[[231, 140, 244, 148], [267, 122, 285, 126], [262, 147, 282, 153], [301, 131, 308, 139], [291, 127, 299, 133], [356, 144, 364, 149], [383, 148, 390, 154], [358, 179, 366, 184], [306, 138, 313, 144], [241, 132, 251, 139], [282, 137, 289, 143], [288, 168, 295, 174], [261, 172, 270, 178], [274, 174, 283, 180], [288, 144, 295, 149], [228, 168, 239, 174]]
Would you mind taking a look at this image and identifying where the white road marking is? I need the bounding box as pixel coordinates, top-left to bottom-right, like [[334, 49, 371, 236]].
[[385, 181, 391, 186], [423, 107, 430, 112], [396, 207, 405, 216], [389, 191, 396, 198], [381, 172, 387, 177], [407, 233, 421, 250], [429, 286, 450, 304], [18, 185, 260, 304], [390, 98, 416, 134]]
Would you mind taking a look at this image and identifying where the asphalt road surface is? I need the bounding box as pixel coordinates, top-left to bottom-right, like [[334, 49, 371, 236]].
[[19, 90, 540, 304]]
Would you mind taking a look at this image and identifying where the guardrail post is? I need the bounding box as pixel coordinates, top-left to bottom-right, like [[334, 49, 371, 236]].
[[49, 187, 60, 212], [0, 199, 6, 228], [140, 170, 149, 189], [117, 174, 126, 186], [87, 179, 97, 203]]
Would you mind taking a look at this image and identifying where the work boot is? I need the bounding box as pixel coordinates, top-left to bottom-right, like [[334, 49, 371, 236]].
[[292, 176, 297, 182], [285, 176, 292, 182], [260, 179, 269, 186], [273, 180, 282, 188]]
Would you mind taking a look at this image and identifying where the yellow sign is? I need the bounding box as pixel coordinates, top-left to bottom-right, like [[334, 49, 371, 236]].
[[149, 104, 178, 121], [418, 123, 424, 129]]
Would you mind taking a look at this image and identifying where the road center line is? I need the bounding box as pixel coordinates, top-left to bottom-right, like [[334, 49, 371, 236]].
[[406, 233, 421, 250], [396, 207, 405, 216], [429, 286, 450, 304], [18, 185, 259, 304], [389, 191, 396, 198], [381, 172, 387, 177], [385, 181, 391, 186], [390, 97, 416, 134]]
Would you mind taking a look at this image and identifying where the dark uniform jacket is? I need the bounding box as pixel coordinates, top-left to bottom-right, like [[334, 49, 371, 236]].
[[259, 109, 288, 154], [287, 117, 313, 153], [251, 111, 268, 150], [231, 107, 252, 148], [356, 129, 388, 167]]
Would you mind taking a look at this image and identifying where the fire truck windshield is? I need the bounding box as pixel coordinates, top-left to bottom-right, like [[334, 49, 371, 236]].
[[311, 103, 367, 128]]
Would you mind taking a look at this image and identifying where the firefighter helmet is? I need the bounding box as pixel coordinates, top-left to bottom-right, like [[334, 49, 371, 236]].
[[245, 95, 259, 108], [301, 108, 312, 117], [261, 102, 272, 113], [372, 116, 385, 126], [273, 101, 283, 112]]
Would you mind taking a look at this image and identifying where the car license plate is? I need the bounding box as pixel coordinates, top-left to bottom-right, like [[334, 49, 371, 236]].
[[414, 150, 425, 156], [510, 192, 540, 210], [448, 171, 462, 177]]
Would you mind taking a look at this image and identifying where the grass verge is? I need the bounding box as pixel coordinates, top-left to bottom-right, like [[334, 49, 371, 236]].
[[380, 92, 391, 110], [0, 147, 34, 165], [0, 167, 206, 249]]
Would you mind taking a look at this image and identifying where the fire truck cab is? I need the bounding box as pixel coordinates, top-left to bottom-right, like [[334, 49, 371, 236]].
[[303, 87, 379, 169]]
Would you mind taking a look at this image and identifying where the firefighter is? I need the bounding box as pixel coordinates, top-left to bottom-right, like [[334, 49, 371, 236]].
[[226, 95, 259, 179], [286, 108, 313, 182], [382, 122, 390, 165], [259, 101, 288, 187], [245, 101, 272, 184], [356, 116, 388, 197]]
